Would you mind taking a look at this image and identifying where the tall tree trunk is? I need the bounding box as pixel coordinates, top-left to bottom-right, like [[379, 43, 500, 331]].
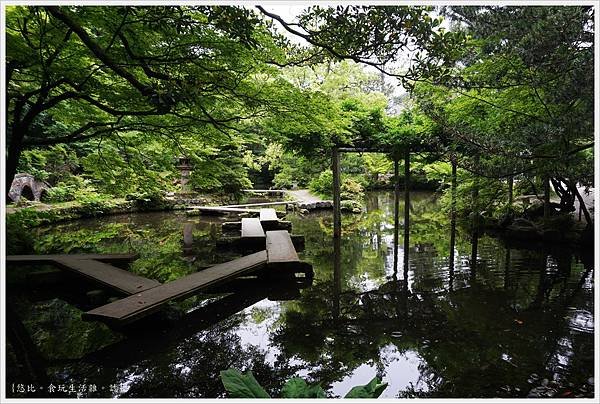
[[451, 154, 457, 226], [543, 176, 551, 219], [393, 158, 400, 275], [507, 175, 514, 213], [6, 127, 25, 197], [568, 181, 592, 228]]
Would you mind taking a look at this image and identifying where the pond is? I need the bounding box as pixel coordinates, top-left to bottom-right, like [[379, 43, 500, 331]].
[[5, 191, 595, 398]]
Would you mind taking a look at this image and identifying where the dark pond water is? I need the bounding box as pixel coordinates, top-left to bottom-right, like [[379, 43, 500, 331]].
[[6, 191, 595, 398]]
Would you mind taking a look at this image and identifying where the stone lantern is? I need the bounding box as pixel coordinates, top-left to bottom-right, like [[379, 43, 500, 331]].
[[177, 156, 193, 192]]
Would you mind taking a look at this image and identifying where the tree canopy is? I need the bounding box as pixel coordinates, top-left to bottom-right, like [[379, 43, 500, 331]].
[[4, 5, 594, 222]]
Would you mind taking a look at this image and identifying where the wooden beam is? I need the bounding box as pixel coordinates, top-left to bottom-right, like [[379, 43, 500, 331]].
[[224, 201, 296, 208], [217, 234, 304, 251], [83, 251, 268, 325], [332, 147, 341, 238], [222, 220, 292, 232], [259, 208, 279, 222], [337, 147, 389, 153], [241, 189, 286, 193], [53, 258, 161, 295], [6, 253, 139, 265], [186, 206, 261, 214], [403, 149, 410, 274], [266, 230, 299, 266]]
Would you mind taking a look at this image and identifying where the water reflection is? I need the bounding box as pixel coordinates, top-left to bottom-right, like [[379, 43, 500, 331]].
[[5, 191, 595, 398]]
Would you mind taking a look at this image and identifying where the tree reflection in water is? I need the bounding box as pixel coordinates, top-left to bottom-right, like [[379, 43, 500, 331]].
[[6, 192, 594, 398]]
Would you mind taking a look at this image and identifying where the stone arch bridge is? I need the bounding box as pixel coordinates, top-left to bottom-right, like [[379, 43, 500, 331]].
[[8, 173, 50, 203]]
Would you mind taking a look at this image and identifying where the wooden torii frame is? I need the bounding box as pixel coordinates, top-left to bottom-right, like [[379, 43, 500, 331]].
[[331, 146, 412, 276], [331, 147, 411, 240]]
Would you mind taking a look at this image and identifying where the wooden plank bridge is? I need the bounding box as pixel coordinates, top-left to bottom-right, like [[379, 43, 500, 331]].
[[7, 208, 312, 327], [84, 251, 269, 325]]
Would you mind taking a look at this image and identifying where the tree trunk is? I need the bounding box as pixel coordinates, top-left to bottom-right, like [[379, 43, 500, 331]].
[[472, 154, 480, 228], [6, 127, 26, 197], [393, 158, 400, 274], [507, 175, 514, 213], [543, 176, 551, 219], [451, 155, 457, 225], [568, 181, 592, 228]]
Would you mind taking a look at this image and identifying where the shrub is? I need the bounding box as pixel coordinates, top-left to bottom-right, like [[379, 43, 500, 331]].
[[308, 170, 333, 198], [42, 182, 77, 203], [309, 171, 365, 201]]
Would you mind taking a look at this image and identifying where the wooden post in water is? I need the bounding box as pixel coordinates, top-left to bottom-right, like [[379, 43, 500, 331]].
[[403, 149, 410, 275], [332, 147, 342, 238], [449, 155, 457, 291], [333, 233, 342, 322], [393, 157, 400, 275]]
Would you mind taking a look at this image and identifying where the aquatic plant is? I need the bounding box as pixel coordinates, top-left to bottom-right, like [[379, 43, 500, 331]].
[[220, 368, 387, 398]]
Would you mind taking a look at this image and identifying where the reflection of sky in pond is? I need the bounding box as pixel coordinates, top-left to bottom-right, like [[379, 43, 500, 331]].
[[331, 346, 431, 398], [6, 191, 595, 399], [567, 309, 594, 334], [236, 299, 282, 363]]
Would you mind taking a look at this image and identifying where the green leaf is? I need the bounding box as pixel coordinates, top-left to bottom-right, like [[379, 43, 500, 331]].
[[219, 368, 270, 398], [344, 377, 388, 398], [281, 377, 326, 398]]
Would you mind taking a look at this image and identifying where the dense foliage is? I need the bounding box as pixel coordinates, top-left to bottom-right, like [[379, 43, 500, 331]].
[[5, 5, 593, 226]]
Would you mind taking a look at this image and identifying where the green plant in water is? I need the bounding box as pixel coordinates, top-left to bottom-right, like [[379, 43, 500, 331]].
[[220, 368, 387, 398]]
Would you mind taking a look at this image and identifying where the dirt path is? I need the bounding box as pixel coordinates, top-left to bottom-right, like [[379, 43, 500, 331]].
[[284, 189, 324, 203]]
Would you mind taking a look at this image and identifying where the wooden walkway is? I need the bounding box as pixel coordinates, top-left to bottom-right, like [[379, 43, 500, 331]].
[[6, 253, 156, 295], [266, 230, 299, 266], [9, 208, 313, 328], [222, 220, 292, 232], [242, 189, 287, 193], [84, 251, 268, 325], [224, 201, 297, 208], [6, 253, 138, 264], [187, 206, 262, 215], [241, 218, 265, 242], [53, 258, 160, 295], [260, 208, 278, 222]]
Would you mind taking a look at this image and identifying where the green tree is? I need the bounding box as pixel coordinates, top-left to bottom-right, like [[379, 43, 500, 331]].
[[412, 6, 594, 222], [5, 6, 323, 196]]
